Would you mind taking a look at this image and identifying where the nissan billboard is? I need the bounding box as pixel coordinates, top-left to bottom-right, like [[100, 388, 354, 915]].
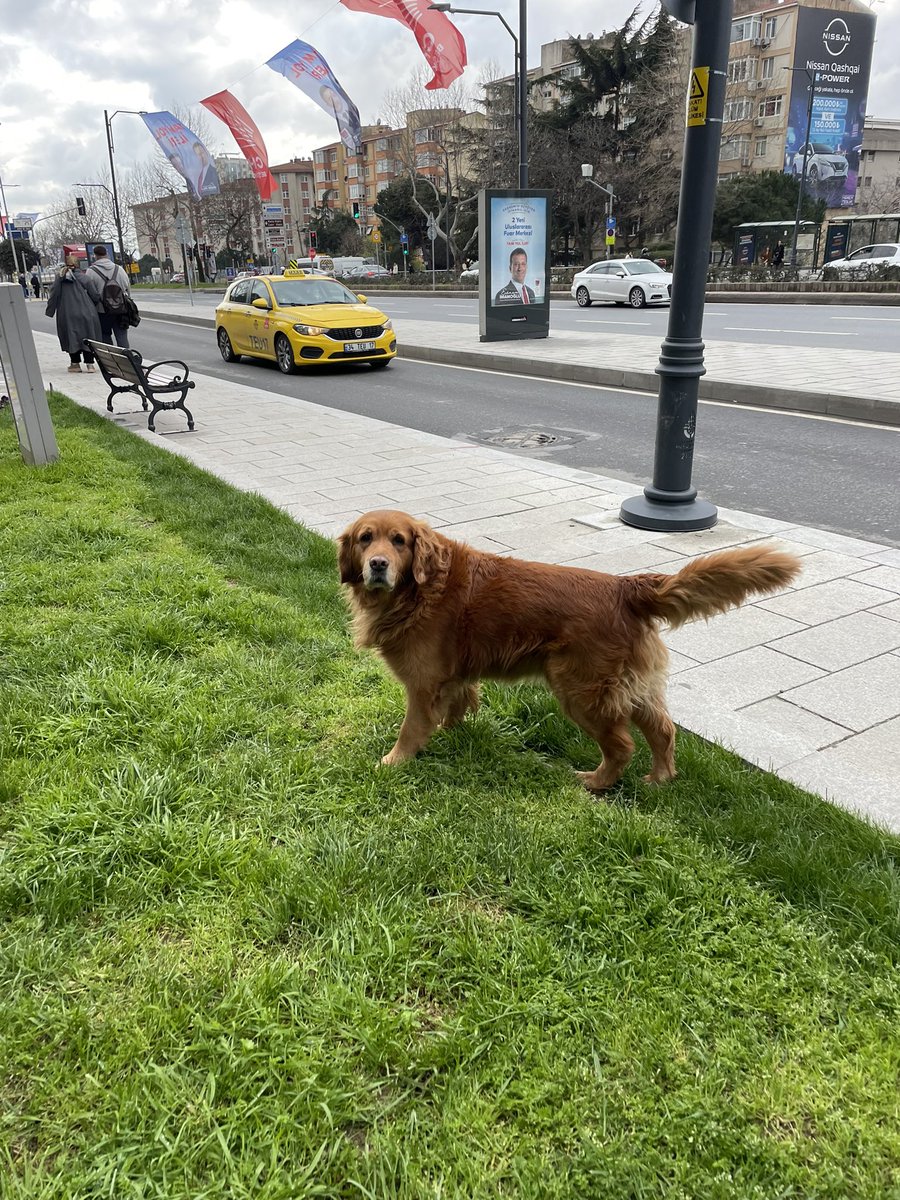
[[783, 7, 876, 209]]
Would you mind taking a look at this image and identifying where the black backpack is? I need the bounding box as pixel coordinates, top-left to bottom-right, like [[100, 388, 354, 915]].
[[91, 266, 127, 318]]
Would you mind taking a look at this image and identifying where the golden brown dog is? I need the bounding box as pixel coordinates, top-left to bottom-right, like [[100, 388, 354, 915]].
[[338, 510, 801, 790]]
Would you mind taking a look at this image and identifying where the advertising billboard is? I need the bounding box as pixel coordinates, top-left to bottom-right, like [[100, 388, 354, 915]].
[[783, 7, 876, 209], [478, 190, 552, 342]]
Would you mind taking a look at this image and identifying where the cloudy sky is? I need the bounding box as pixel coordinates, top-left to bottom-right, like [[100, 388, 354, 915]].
[[0, 0, 895, 218]]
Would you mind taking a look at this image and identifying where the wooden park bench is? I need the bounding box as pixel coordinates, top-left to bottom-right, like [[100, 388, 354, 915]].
[[84, 340, 196, 434]]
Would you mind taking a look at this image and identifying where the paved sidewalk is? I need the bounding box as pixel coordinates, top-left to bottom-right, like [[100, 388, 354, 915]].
[[33, 329, 900, 831], [134, 293, 900, 426]]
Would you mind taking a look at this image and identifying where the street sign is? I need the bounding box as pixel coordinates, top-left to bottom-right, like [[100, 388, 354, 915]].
[[371, 230, 382, 243], [264, 218, 284, 228], [606, 216, 616, 233], [399, 232, 409, 244], [263, 205, 283, 217]]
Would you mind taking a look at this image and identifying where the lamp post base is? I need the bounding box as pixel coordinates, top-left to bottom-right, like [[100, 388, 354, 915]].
[[619, 492, 718, 531]]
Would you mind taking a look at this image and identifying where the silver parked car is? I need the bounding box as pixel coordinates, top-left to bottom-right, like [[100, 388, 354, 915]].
[[823, 242, 900, 275], [571, 259, 673, 308]]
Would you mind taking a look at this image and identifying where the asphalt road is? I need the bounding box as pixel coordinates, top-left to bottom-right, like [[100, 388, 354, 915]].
[[130, 288, 900, 353], [29, 306, 900, 548]]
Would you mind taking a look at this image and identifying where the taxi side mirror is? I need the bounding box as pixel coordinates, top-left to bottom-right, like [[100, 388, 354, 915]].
[[251, 297, 270, 310], [356, 293, 367, 303]]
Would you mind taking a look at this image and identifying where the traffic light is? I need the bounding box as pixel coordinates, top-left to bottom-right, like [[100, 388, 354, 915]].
[[76, 196, 86, 217], [309, 229, 317, 249], [352, 201, 361, 220]]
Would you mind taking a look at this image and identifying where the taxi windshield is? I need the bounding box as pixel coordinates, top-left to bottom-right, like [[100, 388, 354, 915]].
[[271, 279, 358, 306]]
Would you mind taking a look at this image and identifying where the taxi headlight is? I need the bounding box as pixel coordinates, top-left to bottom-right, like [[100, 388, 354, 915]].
[[381, 319, 393, 332], [292, 323, 329, 335]]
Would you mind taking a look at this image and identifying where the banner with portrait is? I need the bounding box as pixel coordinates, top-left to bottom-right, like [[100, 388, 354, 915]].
[[266, 39, 362, 155], [140, 111, 221, 200]]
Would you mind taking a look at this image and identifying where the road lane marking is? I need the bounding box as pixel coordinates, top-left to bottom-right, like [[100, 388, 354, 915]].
[[723, 326, 857, 336], [575, 318, 652, 325]]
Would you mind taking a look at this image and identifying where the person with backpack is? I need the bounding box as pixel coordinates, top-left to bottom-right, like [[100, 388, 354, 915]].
[[85, 245, 133, 348]]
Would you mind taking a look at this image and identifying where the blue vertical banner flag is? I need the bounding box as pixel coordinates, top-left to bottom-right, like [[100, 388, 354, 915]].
[[140, 111, 221, 199], [266, 40, 362, 154]]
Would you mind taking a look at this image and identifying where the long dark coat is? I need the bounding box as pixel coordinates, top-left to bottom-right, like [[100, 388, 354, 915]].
[[44, 269, 102, 354]]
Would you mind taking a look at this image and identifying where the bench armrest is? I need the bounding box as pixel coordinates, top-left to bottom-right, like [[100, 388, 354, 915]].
[[147, 359, 191, 376]]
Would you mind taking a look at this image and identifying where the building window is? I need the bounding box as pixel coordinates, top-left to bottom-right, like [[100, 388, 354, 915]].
[[727, 58, 757, 84], [731, 16, 761, 42], [764, 16, 777, 39], [755, 137, 768, 157], [758, 96, 783, 118], [719, 135, 751, 162], [863, 176, 873, 188], [761, 57, 775, 80], [724, 99, 752, 122]]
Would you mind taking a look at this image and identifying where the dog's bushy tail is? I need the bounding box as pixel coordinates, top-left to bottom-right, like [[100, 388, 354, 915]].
[[627, 544, 802, 630]]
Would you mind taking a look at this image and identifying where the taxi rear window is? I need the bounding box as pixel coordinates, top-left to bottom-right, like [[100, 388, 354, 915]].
[[271, 279, 357, 306]]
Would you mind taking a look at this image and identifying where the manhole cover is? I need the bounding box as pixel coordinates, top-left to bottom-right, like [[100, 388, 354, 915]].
[[485, 430, 558, 448]]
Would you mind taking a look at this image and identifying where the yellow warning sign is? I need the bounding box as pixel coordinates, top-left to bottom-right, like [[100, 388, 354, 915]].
[[687, 66, 709, 127]]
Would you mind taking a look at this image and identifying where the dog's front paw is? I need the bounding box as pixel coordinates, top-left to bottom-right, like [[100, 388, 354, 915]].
[[380, 748, 406, 767]]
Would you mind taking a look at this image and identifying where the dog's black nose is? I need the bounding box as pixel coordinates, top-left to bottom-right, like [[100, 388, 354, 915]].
[[368, 556, 389, 573]]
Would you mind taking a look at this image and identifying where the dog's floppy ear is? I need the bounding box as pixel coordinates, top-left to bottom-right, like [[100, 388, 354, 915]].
[[412, 524, 449, 585], [337, 532, 361, 585]]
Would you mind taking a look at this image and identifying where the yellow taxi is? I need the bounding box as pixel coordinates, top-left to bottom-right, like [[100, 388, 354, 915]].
[[214, 270, 397, 373]]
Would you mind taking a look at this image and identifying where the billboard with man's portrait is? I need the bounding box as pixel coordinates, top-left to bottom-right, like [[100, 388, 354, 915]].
[[478, 190, 551, 342]]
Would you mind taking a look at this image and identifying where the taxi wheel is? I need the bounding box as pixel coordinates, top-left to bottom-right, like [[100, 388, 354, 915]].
[[628, 287, 647, 309], [275, 334, 297, 375], [370, 359, 392, 369], [575, 286, 592, 307], [217, 328, 238, 362]]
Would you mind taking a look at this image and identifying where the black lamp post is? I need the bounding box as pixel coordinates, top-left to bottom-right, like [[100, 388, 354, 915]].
[[619, 0, 733, 532], [429, 2, 528, 187], [104, 109, 145, 266], [784, 66, 819, 269]]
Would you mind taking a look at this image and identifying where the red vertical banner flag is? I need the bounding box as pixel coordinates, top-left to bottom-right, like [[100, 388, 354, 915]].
[[339, 0, 467, 90], [200, 90, 277, 200]]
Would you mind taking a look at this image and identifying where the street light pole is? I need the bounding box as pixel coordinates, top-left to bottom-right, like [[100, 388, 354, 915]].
[[429, 2, 527, 187], [581, 165, 615, 258], [619, 0, 733, 532], [104, 109, 145, 266], [0, 172, 22, 278], [784, 67, 818, 269]]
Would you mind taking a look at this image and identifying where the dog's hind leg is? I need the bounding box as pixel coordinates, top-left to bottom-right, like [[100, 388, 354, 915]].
[[439, 681, 480, 729], [632, 700, 677, 784], [548, 673, 636, 791], [573, 716, 636, 792]]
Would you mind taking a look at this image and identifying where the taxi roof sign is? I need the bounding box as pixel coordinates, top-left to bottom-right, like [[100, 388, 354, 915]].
[[282, 268, 311, 278]]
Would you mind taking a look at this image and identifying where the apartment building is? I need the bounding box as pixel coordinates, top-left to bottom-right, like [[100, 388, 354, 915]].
[[855, 117, 900, 206], [268, 158, 316, 258], [311, 108, 484, 231]]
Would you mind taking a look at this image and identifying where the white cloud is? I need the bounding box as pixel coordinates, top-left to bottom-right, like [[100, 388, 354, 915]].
[[1, 0, 896, 218]]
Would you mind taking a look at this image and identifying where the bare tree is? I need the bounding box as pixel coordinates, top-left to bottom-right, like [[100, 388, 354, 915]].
[[380, 69, 480, 267]]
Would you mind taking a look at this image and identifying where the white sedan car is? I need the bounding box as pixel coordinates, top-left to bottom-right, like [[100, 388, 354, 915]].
[[571, 259, 673, 308], [823, 242, 900, 274]]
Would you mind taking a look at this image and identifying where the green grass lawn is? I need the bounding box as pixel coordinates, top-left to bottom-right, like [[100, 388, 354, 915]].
[[2, 396, 900, 1199]]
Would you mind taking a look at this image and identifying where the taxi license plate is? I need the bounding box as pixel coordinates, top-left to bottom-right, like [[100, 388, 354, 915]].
[[344, 340, 376, 353]]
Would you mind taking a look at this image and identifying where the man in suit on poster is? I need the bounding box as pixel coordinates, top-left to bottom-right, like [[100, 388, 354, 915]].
[[494, 247, 536, 305]]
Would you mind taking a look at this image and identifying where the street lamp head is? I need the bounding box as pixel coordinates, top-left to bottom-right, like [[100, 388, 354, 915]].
[[581, 163, 594, 179], [428, 3, 453, 9]]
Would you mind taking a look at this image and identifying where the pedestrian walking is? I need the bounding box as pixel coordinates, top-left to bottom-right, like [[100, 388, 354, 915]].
[[85, 244, 132, 348], [44, 255, 102, 373], [30, 270, 41, 299], [18, 272, 28, 298], [772, 240, 785, 267]]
